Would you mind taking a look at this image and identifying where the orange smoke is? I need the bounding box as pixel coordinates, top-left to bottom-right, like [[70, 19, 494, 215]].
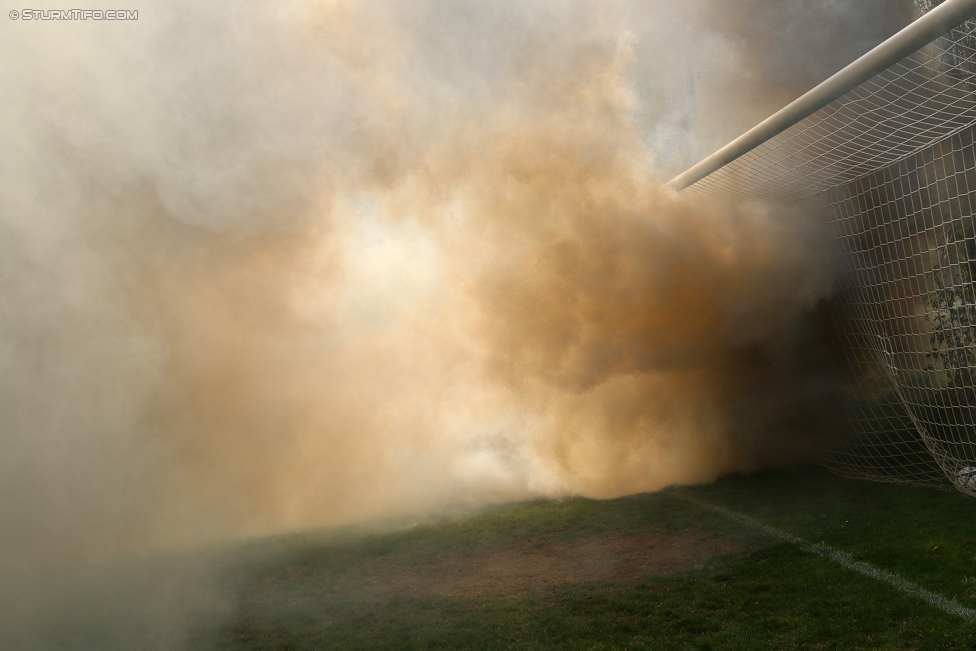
[[0, 0, 877, 575]]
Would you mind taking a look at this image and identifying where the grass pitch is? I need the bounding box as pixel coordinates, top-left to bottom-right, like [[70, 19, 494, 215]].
[[181, 465, 976, 650]]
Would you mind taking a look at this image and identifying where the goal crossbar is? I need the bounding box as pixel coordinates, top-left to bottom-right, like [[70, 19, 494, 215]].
[[667, 0, 976, 197], [669, 0, 976, 494]]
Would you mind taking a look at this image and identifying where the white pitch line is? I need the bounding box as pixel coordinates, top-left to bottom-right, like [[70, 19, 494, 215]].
[[671, 491, 976, 623]]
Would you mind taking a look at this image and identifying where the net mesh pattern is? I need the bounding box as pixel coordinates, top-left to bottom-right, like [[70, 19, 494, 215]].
[[817, 129, 976, 490], [685, 20, 976, 202], [682, 14, 976, 493]]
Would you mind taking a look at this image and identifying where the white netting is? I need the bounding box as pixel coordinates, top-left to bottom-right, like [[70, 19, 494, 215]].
[[679, 7, 976, 493], [685, 19, 976, 202]]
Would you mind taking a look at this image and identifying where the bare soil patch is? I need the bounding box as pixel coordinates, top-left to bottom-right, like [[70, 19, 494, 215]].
[[366, 531, 735, 597]]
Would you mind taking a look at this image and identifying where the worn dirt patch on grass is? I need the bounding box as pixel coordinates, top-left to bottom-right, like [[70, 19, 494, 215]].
[[366, 531, 735, 597]]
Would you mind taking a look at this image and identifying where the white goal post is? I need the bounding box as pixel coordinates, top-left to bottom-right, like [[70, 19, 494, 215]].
[[669, 0, 976, 493]]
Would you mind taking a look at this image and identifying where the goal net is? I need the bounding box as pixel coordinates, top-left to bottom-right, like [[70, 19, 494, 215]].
[[671, 0, 976, 493]]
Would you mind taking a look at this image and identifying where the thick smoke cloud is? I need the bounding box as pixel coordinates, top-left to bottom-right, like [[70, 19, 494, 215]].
[[0, 0, 912, 646], [652, 0, 915, 169]]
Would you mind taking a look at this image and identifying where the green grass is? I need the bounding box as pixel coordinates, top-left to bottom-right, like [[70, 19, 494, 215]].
[[182, 465, 976, 650]]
